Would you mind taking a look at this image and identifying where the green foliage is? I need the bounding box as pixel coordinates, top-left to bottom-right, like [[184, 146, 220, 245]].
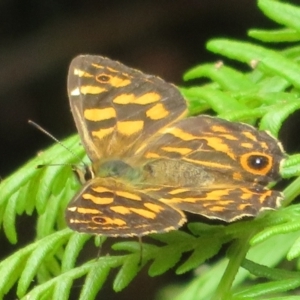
[[1, 0, 300, 299]]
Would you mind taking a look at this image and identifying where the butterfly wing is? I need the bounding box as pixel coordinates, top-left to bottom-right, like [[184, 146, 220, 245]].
[[139, 115, 284, 183], [67, 55, 187, 162], [66, 177, 186, 236], [67, 55, 285, 229], [135, 115, 285, 221], [154, 185, 283, 222]]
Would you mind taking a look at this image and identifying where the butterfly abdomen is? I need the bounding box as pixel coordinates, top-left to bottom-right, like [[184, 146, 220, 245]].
[[143, 159, 215, 187]]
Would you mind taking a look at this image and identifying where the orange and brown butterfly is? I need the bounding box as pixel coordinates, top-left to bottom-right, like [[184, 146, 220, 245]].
[[66, 54, 285, 237]]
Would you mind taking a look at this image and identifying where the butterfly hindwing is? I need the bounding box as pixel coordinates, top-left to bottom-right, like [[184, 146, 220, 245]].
[[154, 185, 283, 222], [66, 177, 186, 236]]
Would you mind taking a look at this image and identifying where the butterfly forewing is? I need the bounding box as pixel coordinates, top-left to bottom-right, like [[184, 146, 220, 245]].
[[68, 55, 187, 161], [138, 115, 284, 184]]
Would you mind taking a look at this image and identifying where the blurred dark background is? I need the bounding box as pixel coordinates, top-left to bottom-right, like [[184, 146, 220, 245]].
[[0, 1, 293, 299], [0, 0, 277, 178]]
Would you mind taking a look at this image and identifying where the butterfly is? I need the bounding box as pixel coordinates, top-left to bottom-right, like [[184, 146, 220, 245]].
[[65, 55, 285, 237]]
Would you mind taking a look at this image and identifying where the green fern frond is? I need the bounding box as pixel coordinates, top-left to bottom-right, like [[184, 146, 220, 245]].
[[1, 0, 300, 299]]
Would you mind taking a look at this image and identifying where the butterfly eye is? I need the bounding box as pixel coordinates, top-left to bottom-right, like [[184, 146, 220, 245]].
[[97, 74, 111, 83], [240, 152, 272, 175]]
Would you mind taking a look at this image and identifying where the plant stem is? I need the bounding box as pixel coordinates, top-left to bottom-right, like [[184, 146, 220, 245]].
[[210, 234, 253, 300]]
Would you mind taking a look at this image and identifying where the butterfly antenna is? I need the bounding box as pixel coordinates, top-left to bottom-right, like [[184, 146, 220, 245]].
[[28, 120, 86, 166]]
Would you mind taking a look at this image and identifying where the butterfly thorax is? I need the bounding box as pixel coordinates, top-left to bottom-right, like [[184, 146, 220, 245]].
[[95, 160, 143, 183]]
